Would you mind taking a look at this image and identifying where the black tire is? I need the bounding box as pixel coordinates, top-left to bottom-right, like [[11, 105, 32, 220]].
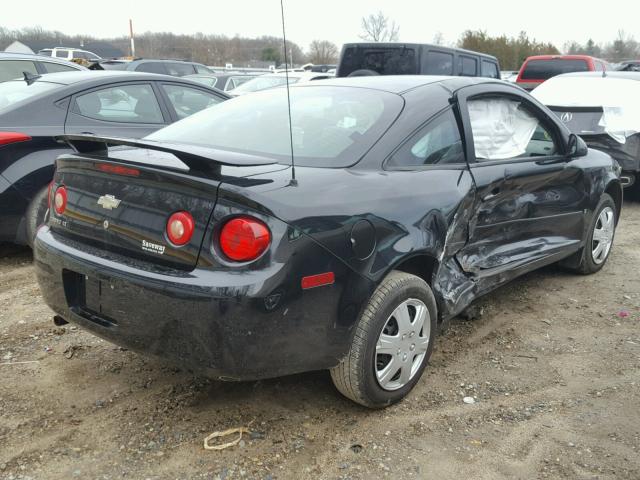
[[25, 186, 49, 248], [330, 271, 437, 408], [347, 69, 380, 77], [566, 193, 617, 274]]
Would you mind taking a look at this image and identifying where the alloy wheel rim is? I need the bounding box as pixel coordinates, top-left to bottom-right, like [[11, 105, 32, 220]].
[[592, 206, 614, 265], [375, 298, 430, 391]]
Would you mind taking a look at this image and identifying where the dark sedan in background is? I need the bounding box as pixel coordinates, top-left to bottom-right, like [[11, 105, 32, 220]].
[[185, 73, 259, 91], [34, 76, 622, 408], [0, 70, 228, 245], [95, 58, 212, 76]]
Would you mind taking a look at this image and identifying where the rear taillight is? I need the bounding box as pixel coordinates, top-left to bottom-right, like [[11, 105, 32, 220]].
[[53, 186, 67, 215], [0, 132, 31, 146], [166, 211, 195, 246], [219, 216, 271, 262]]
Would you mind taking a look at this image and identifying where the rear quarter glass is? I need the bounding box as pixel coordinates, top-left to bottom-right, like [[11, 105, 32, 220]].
[[0, 81, 62, 112]]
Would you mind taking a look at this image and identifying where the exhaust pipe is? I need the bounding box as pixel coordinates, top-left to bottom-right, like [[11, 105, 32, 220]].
[[620, 175, 635, 188], [53, 315, 69, 326]]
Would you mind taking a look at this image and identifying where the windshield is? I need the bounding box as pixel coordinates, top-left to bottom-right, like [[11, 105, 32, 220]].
[[230, 75, 301, 94], [147, 85, 403, 168], [0, 81, 63, 111]]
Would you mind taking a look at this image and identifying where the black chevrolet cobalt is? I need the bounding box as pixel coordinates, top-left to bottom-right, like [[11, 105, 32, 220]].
[[34, 76, 622, 408]]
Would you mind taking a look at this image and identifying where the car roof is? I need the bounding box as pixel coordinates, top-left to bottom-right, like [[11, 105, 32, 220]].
[[524, 55, 602, 61], [8, 70, 225, 88], [0, 51, 86, 67], [129, 58, 206, 66], [293, 75, 483, 94], [341, 42, 498, 61], [558, 71, 640, 81]]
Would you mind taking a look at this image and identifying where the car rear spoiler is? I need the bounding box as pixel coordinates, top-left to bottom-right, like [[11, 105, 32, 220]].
[[57, 134, 278, 176]]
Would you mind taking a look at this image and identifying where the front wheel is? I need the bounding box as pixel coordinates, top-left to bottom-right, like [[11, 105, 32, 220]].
[[330, 271, 437, 408], [567, 193, 617, 274]]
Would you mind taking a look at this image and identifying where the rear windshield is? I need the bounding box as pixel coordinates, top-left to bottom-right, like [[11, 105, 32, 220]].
[[521, 59, 589, 80], [0, 81, 62, 111], [147, 85, 403, 168], [339, 47, 418, 77]]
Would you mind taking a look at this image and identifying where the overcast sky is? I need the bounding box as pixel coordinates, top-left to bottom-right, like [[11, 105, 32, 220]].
[[3, 0, 638, 51]]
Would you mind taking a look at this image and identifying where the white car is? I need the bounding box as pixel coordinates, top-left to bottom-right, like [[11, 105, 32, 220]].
[[38, 47, 101, 62], [228, 71, 333, 96], [532, 71, 640, 187]]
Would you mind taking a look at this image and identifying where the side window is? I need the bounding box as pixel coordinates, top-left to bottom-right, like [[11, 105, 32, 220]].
[[0, 60, 38, 82], [458, 56, 477, 76], [467, 97, 558, 161], [166, 63, 196, 76], [42, 62, 79, 73], [75, 84, 164, 123], [387, 109, 465, 168], [595, 61, 604, 72], [54, 50, 70, 59], [135, 62, 167, 74], [481, 61, 499, 78], [424, 51, 454, 75], [195, 65, 210, 74], [161, 84, 223, 119]]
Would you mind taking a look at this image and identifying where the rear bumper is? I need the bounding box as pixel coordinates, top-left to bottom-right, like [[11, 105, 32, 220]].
[[34, 227, 373, 380]]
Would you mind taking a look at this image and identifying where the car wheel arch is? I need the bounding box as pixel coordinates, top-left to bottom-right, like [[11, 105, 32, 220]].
[[604, 180, 623, 224], [377, 253, 445, 322]]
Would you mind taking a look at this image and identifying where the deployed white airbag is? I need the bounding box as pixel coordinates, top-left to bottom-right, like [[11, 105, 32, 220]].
[[533, 75, 640, 144], [468, 98, 538, 160]]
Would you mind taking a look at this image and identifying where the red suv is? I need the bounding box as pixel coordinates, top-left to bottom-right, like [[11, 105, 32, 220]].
[[516, 55, 609, 90]]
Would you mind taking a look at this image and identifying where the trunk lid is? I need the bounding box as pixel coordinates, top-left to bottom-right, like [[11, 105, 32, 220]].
[[50, 147, 286, 270]]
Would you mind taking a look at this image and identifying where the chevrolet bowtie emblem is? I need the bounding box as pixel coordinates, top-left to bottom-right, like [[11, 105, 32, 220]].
[[97, 194, 122, 210]]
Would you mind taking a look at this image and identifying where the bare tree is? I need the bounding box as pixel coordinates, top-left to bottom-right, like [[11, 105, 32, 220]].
[[604, 30, 639, 61], [308, 40, 339, 64], [432, 32, 445, 46], [359, 11, 399, 42]]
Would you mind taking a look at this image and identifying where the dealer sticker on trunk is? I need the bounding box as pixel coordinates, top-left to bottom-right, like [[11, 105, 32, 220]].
[[142, 240, 166, 255]]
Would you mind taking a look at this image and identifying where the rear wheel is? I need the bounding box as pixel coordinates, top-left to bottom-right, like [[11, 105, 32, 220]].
[[330, 271, 437, 408], [567, 193, 616, 274], [25, 186, 49, 248]]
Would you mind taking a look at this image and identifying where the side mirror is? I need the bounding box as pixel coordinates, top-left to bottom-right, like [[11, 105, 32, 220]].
[[568, 133, 588, 158]]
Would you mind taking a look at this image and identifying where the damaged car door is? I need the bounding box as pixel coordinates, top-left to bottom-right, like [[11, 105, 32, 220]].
[[454, 84, 586, 281]]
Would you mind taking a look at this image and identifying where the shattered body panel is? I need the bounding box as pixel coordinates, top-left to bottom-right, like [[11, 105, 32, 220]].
[[584, 133, 640, 174]]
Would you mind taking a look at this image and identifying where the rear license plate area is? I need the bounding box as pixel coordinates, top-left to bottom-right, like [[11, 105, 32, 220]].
[[62, 269, 118, 327]]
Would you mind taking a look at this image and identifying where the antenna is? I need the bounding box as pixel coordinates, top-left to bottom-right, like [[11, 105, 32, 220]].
[[280, 0, 297, 185]]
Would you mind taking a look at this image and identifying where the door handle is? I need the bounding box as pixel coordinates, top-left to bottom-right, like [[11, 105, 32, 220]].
[[482, 187, 501, 202]]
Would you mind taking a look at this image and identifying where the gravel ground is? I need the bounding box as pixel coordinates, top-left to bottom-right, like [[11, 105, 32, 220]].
[[1, 201, 639, 480]]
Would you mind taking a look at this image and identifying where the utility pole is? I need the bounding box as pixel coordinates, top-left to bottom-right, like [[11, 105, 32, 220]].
[[129, 19, 136, 58]]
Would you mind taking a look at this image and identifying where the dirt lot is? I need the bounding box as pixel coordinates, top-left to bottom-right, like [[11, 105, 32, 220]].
[[1, 202, 639, 480]]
